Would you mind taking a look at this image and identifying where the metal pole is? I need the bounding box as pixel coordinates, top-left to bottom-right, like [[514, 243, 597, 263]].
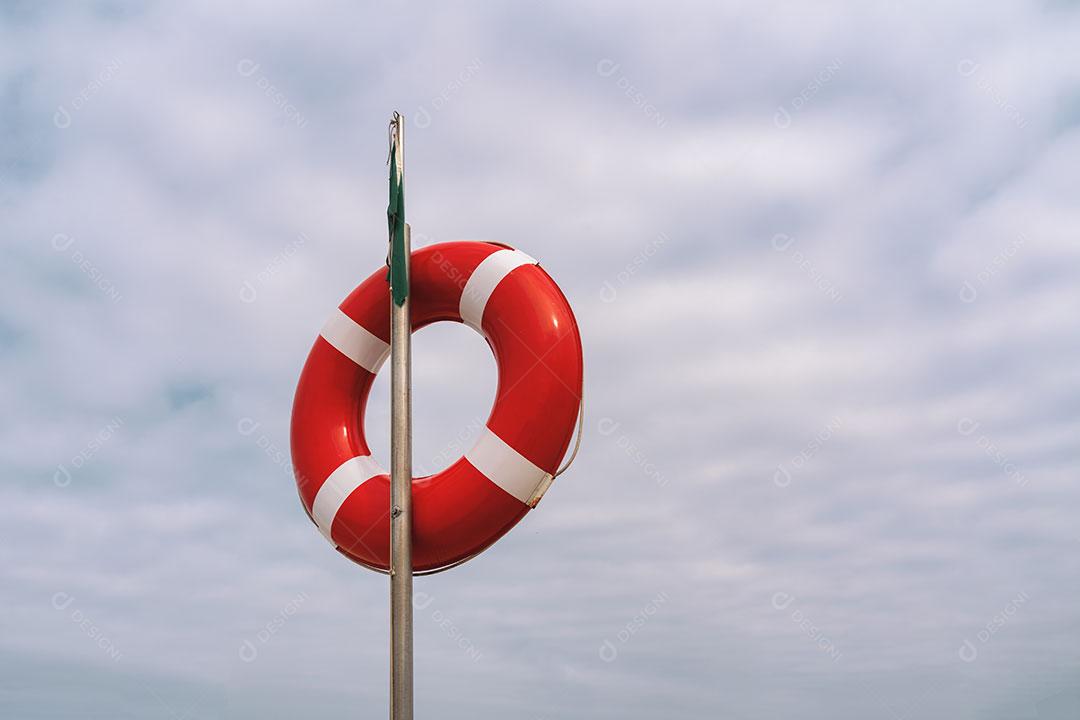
[[389, 115, 413, 720]]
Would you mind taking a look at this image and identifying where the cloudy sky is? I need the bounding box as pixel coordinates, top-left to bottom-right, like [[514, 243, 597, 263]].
[[2, 1, 1079, 718]]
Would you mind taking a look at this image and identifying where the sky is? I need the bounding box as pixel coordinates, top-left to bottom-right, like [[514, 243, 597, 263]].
[[2, 0, 1079, 718]]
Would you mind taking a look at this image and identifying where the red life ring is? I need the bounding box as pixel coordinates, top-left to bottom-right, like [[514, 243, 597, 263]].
[[291, 241, 583, 572]]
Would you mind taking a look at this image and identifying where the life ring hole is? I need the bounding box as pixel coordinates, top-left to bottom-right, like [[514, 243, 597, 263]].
[[364, 321, 497, 477]]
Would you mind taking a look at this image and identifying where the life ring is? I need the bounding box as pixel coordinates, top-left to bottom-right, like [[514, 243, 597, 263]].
[[291, 241, 583, 572]]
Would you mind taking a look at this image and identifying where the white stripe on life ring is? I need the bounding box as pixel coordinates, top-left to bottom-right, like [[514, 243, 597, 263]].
[[320, 308, 390, 373], [465, 427, 548, 504], [312, 455, 386, 543], [459, 248, 537, 331]]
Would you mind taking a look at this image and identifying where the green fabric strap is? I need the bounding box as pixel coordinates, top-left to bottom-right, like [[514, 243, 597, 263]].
[[387, 144, 407, 306]]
